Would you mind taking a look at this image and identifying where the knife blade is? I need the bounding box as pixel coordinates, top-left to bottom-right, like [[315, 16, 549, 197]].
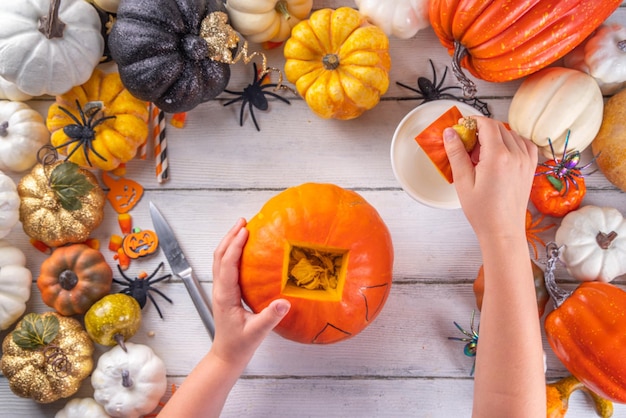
[[149, 201, 215, 339]]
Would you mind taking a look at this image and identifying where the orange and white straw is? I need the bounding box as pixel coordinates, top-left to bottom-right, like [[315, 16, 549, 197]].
[[151, 103, 169, 183]]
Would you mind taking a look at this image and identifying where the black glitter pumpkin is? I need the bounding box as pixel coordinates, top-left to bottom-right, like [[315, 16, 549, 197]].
[[109, 0, 231, 113]]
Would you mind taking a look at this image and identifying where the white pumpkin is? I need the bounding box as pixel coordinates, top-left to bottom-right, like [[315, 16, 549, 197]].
[[0, 100, 50, 173], [508, 67, 604, 159], [0, 0, 104, 96], [56, 398, 111, 418], [0, 240, 32, 331], [564, 22, 626, 95], [0, 171, 19, 238], [226, 0, 312, 43], [92, 342, 167, 418], [555, 205, 626, 282], [354, 0, 430, 39], [0, 76, 32, 101]]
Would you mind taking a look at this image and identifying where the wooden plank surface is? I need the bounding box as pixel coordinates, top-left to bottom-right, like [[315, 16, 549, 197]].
[[2, 1, 626, 416]]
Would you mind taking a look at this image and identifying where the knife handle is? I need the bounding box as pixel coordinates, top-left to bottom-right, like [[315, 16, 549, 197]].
[[182, 271, 216, 340]]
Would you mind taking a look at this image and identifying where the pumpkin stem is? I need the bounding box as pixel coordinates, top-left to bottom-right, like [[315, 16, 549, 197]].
[[39, 0, 66, 39], [322, 54, 340, 71], [596, 231, 617, 249], [58, 270, 78, 290], [114, 333, 127, 352], [546, 375, 613, 418], [276, 1, 291, 20], [121, 369, 134, 388], [544, 242, 572, 308], [617, 40, 626, 53], [451, 41, 477, 98], [0, 121, 8, 137]]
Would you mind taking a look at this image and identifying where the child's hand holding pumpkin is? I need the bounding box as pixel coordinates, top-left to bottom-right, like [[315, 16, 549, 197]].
[[158, 218, 290, 418], [210, 218, 291, 367]]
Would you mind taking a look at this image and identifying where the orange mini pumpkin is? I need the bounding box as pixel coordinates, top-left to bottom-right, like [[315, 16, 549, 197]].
[[240, 183, 394, 344], [37, 244, 113, 316]]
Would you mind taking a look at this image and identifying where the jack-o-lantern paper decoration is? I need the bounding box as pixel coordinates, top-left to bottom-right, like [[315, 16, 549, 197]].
[[101, 171, 144, 214], [240, 183, 394, 344], [122, 229, 158, 259]]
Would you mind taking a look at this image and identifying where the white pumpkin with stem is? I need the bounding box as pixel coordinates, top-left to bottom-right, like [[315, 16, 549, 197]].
[[565, 22, 626, 95], [508, 67, 604, 159], [0, 171, 20, 239], [0, 100, 50, 173], [354, 0, 430, 39], [0, 240, 32, 331], [0, 0, 104, 96], [226, 0, 312, 43], [92, 342, 167, 418], [555, 205, 626, 282]]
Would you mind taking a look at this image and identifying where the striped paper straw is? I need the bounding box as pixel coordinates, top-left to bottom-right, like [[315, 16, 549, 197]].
[[152, 103, 169, 183]]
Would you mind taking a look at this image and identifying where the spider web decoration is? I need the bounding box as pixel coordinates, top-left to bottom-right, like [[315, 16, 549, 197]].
[[396, 59, 491, 117]]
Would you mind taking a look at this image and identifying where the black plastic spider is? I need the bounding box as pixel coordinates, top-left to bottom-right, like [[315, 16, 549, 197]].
[[396, 59, 491, 117], [54, 100, 116, 166], [223, 62, 290, 131], [113, 262, 173, 319], [536, 130, 599, 196]]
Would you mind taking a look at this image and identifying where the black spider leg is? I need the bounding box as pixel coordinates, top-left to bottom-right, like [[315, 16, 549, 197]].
[[396, 59, 491, 117], [142, 264, 174, 319]]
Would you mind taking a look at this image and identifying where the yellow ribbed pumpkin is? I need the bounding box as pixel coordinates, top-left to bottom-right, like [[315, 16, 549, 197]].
[[283, 7, 391, 120], [47, 69, 149, 172]]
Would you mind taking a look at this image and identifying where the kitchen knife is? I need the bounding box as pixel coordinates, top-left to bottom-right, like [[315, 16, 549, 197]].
[[149, 201, 215, 339]]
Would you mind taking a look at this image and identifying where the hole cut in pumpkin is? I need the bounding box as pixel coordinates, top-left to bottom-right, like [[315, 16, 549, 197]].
[[283, 243, 348, 302]]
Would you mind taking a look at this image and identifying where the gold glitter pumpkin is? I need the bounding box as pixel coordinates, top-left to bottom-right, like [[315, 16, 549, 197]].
[[0, 312, 94, 403], [17, 160, 105, 247]]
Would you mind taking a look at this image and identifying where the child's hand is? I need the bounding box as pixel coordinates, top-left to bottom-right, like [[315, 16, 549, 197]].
[[210, 218, 290, 367], [443, 117, 538, 242]]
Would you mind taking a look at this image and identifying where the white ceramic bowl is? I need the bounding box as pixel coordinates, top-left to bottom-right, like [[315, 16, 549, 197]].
[[390, 100, 482, 209]]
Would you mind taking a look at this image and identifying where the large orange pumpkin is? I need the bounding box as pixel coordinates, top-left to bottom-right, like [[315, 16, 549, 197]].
[[545, 280, 626, 403], [428, 0, 621, 95], [240, 183, 394, 344]]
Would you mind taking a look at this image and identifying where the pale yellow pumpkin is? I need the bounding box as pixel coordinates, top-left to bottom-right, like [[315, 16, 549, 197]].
[[508, 67, 603, 159]]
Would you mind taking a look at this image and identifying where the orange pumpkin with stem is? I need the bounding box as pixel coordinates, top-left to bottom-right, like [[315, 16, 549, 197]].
[[544, 244, 626, 403], [240, 183, 394, 344], [37, 244, 113, 316], [428, 0, 621, 96]]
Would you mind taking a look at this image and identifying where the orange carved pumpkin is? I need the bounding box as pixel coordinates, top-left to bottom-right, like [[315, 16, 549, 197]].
[[240, 183, 394, 344]]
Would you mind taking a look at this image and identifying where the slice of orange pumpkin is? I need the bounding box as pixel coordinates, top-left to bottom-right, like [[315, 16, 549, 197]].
[[414, 105, 464, 183]]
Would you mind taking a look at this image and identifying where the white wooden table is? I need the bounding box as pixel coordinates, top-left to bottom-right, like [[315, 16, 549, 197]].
[[2, 1, 626, 416]]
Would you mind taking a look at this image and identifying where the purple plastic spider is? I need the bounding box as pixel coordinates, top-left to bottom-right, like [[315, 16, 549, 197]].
[[113, 262, 173, 319], [223, 62, 290, 131], [396, 59, 491, 117], [536, 130, 598, 196], [448, 310, 479, 376]]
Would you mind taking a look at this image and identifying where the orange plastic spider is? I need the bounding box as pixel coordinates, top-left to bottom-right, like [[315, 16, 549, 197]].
[[526, 209, 555, 259]]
